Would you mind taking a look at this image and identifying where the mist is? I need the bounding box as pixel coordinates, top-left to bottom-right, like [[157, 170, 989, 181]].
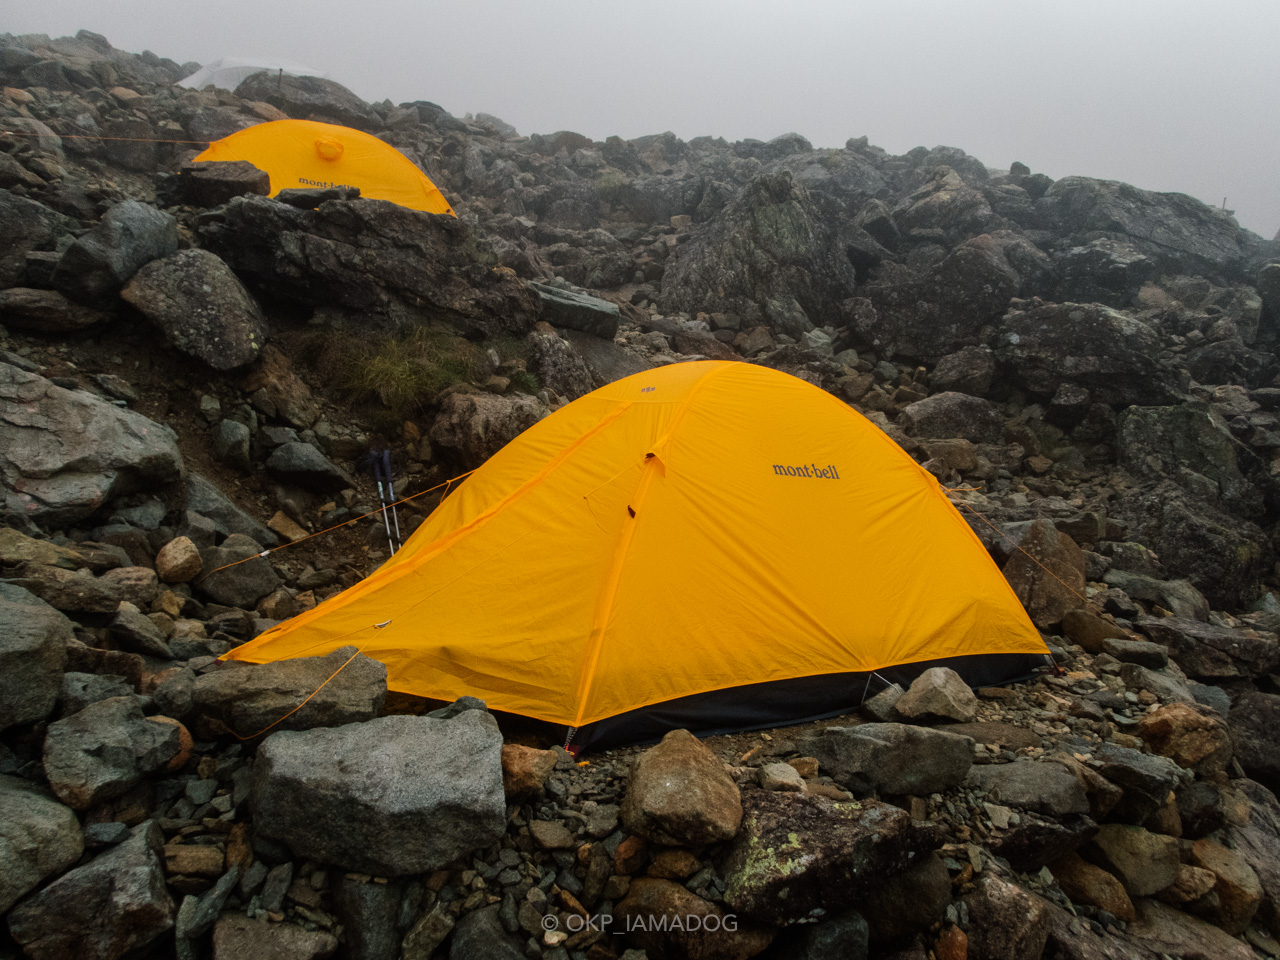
[[6, 0, 1278, 236]]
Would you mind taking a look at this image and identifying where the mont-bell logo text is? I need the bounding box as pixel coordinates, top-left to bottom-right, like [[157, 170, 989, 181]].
[[773, 463, 840, 479]]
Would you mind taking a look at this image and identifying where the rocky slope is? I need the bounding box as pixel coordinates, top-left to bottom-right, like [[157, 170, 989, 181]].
[[2, 27, 1280, 960]]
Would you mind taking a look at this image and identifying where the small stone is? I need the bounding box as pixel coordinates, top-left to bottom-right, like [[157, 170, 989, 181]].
[[759, 762, 805, 792], [861, 683, 904, 721], [895, 667, 978, 723], [212, 913, 337, 959], [787, 757, 819, 778], [164, 843, 226, 878], [529, 820, 575, 850], [501, 744, 557, 800], [268, 511, 310, 543]]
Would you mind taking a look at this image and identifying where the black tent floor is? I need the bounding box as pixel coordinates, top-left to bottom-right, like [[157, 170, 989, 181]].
[[562, 651, 1051, 753]]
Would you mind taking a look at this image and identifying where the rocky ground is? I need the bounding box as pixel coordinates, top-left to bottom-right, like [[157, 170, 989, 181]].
[[3, 26, 1280, 960]]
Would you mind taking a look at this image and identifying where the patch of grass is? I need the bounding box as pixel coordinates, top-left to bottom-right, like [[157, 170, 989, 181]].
[[594, 168, 630, 207], [507, 369, 540, 396], [306, 324, 501, 420]]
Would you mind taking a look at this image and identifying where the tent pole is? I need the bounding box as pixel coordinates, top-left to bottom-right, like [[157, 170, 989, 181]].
[[383, 449, 403, 550], [371, 449, 396, 556]]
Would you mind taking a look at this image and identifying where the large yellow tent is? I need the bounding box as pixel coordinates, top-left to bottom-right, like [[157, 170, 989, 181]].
[[195, 119, 455, 215], [225, 361, 1047, 749]]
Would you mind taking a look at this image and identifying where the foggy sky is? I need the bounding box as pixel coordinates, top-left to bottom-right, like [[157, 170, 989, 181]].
[[8, 0, 1279, 238]]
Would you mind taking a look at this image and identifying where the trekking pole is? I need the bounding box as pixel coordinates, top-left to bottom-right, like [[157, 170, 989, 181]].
[[382, 449, 403, 550], [368, 449, 396, 556]]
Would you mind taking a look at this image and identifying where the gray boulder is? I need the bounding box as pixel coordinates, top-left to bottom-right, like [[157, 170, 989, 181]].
[[447, 905, 525, 960], [331, 873, 402, 960], [185, 473, 280, 546], [1102, 571, 1207, 622], [212, 914, 338, 959], [526, 326, 595, 401], [172, 159, 270, 207], [799, 723, 973, 795], [0, 192, 78, 288], [1052, 236, 1156, 306], [1259, 262, 1280, 350], [109, 603, 172, 659], [967, 761, 1090, 816], [199, 195, 540, 340], [660, 172, 857, 338], [528, 282, 620, 340], [962, 874, 1051, 960], [996, 301, 1186, 407], [234, 72, 379, 131], [251, 710, 505, 875], [0, 775, 84, 913], [930, 345, 996, 397], [1117, 401, 1273, 520], [859, 853, 952, 945], [1136, 616, 1280, 680], [192, 646, 386, 738], [10, 564, 155, 615], [264, 442, 353, 494], [1228, 693, 1280, 795], [898, 392, 1004, 444], [52, 200, 178, 309], [891, 166, 993, 240], [772, 145, 887, 204], [0, 582, 71, 731], [560, 327, 653, 385], [1121, 482, 1272, 610], [212, 419, 252, 472], [0, 363, 182, 528], [43, 696, 182, 810], [59, 672, 134, 718], [858, 231, 1050, 361], [121, 249, 267, 371], [1225, 779, 1280, 936], [195, 533, 282, 608], [0, 287, 113, 333], [7, 820, 175, 960], [1038, 176, 1249, 279], [1094, 742, 1191, 824]]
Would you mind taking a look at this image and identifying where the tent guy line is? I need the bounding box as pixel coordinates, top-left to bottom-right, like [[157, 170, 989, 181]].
[[195, 469, 475, 583]]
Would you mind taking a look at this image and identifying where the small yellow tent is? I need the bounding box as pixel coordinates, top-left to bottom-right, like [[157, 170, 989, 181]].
[[225, 361, 1047, 749], [195, 118, 455, 215]]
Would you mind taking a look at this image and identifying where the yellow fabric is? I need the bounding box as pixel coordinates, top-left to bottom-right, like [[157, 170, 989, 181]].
[[195, 119, 455, 216], [224, 361, 1047, 727]]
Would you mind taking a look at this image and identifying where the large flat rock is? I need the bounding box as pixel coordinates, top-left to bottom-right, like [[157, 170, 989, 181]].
[[250, 710, 505, 875]]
